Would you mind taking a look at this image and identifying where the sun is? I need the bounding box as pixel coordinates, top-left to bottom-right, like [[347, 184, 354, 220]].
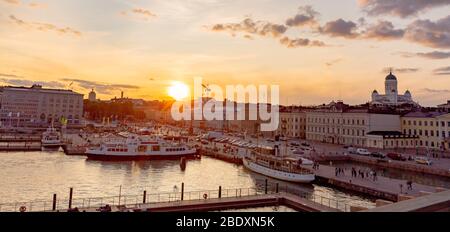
[[168, 81, 190, 101]]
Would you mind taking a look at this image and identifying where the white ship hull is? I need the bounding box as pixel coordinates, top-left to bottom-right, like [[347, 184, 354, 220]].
[[243, 158, 315, 183], [86, 148, 198, 160]]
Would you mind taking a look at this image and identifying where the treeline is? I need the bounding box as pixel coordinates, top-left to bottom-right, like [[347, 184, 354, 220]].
[[83, 100, 145, 121]]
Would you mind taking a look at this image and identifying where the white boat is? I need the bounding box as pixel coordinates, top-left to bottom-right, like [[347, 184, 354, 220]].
[[243, 156, 315, 183], [41, 127, 62, 148], [242, 146, 314, 183], [86, 134, 197, 160]]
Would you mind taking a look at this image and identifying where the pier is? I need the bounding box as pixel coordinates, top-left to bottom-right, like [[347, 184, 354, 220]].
[[0, 184, 351, 212], [302, 164, 445, 202], [0, 142, 41, 151], [0, 134, 41, 142]]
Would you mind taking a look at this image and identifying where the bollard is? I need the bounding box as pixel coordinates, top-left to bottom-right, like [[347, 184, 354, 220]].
[[143, 190, 147, 204], [218, 186, 222, 198], [265, 179, 268, 194], [276, 183, 279, 193], [52, 194, 57, 211], [181, 183, 184, 201], [68, 188, 73, 209]]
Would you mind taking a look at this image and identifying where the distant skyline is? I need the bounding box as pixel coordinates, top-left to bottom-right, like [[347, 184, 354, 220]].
[[1, 0, 449, 106]]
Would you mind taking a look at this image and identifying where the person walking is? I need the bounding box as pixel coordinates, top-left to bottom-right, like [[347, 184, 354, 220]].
[[407, 180, 413, 190]]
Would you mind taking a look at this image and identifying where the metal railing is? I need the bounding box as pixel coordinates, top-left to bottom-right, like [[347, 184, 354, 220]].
[[0, 180, 367, 212]]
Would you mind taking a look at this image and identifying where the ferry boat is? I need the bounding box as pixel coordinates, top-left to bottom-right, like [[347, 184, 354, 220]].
[[86, 134, 197, 160], [41, 126, 63, 148], [242, 147, 315, 183]]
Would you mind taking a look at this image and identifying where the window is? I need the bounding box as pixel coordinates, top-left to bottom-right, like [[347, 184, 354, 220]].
[[413, 121, 417, 126], [419, 121, 422, 126]]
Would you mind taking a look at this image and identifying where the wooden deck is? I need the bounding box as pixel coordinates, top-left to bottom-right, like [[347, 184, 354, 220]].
[[61, 193, 339, 212]]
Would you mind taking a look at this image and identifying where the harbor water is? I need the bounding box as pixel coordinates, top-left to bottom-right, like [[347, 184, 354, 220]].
[[0, 150, 377, 208]]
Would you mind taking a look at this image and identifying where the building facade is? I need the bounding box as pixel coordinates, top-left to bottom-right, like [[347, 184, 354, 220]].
[[366, 131, 419, 149], [401, 111, 450, 151], [305, 101, 401, 147], [276, 111, 306, 139], [0, 85, 84, 127]]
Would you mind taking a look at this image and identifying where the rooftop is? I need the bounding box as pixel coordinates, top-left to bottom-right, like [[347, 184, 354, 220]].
[[1, 85, 82, 95], [402, 111, 447, 118]]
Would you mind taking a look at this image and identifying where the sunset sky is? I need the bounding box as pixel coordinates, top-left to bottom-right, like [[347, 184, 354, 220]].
[[1, 0, 449, 106]]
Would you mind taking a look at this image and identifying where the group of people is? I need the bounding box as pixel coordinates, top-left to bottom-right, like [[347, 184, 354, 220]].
[[350, 167, 378, 181], [334, 167, 345, 177], [312, 162, 320, 170]]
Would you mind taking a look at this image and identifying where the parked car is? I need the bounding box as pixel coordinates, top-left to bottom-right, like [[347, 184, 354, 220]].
[[290, 142, 300, 147], [301, 142, 310, 147], [387, 153, 407, 161], [293, 149, 305, 155], [356, 148, 371, 156], [415, 156, 432, 165], [371, 152, 386, 159]]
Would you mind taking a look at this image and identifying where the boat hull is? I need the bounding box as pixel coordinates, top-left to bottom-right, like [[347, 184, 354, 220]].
[[41, 143, 62, 148], [243, 158, 315, 183], [86, 151, 199, 161]]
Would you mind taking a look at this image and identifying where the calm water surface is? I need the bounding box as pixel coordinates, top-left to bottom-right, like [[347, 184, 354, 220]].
[[0, 150, 374, 209]]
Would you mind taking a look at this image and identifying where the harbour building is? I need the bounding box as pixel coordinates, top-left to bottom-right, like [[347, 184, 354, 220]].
[[0, 84, 84, 128], [401, 111, 450, 151]]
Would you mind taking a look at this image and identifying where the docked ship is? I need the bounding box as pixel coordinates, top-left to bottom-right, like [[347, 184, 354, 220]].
[[242, 147, 315, 183], [41, 126, 63, 148], [86, 134, 197, 160]]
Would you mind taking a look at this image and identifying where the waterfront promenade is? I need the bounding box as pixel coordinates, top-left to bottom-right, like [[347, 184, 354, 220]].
[[301, 164, 442, 202]]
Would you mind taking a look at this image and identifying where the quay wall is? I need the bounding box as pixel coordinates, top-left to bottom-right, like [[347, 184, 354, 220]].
[[314, 176, 398, 202], [348, 155, 450, 178]]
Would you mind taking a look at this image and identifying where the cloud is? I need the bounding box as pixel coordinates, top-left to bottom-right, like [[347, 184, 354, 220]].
[[422, 88, 450, 93], [61, 78, 140, 94], [279, 36, 326, 48], [2, 0, 20, 4], [325, 59, 343, 67], [404, 15, 450, 49], [9, 15, 81, 36], [0, 78, 66, 88], [382, 67, 420, 73], [210, 17, 287, 38], [358, 0, 450, 18], [433, 66, 450, 75], [398, 51, 450, 59], [122, 8, 157, 20], [285, 5, 319, 28], [0, 72, 23, 78], [2, 0, 47, 8], [416, 51, 450, 59], [363, 20, 404, 40], [319, 19, 359, 38]]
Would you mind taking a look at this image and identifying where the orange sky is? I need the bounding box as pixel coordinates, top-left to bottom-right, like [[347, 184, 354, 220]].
[[1, 0, 449, 106]]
